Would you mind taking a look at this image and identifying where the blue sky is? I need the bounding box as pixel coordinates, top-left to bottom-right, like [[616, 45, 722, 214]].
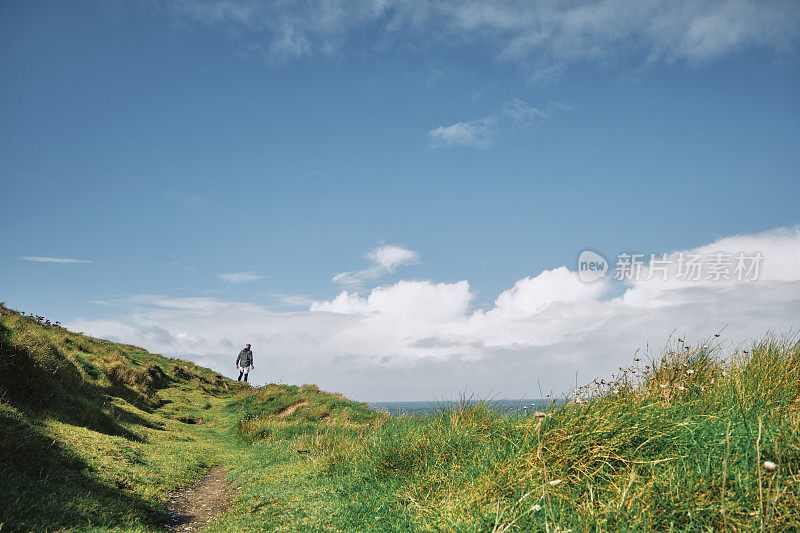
[[2, 1, 799, 400]]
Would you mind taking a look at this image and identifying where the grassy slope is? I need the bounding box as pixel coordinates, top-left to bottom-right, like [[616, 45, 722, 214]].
[[0, 303, 380, 532], [2, 302, 799, 531], [0, 303, 249, 531], [221, 337, 800, 532]]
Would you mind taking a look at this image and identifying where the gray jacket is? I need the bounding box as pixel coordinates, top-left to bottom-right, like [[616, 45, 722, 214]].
[[236, 348, 253, 368]]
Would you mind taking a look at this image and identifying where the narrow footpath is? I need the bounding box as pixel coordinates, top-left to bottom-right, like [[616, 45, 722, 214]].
[[165, 466, 238, 532]]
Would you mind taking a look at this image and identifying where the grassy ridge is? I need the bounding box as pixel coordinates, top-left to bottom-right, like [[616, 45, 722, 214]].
[[235, 383, 381, 443], [225, 338, 800, 531], [2, 301, 799, 531]]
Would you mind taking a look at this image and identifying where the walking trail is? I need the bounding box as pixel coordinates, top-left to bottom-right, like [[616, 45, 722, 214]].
[[165, 466, 238, 531]]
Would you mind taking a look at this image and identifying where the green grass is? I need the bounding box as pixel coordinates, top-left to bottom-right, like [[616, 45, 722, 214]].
[[0, 303, 247, 531], [2, 301, 799, 531], [217, 337, 800, 531]]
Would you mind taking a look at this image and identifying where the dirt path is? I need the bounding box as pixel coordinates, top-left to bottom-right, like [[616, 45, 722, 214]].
[[165, 466, 237, 531], [277, 400, 309, 418]]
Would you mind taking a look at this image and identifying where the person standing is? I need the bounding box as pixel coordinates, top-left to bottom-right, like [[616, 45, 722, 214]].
[[236, 344, 254, 383]]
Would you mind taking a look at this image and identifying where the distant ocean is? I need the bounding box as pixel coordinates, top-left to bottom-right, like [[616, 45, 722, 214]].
[[368, 399, 558, 416]]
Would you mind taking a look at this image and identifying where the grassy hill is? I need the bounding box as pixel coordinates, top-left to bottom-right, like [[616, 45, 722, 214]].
[[1, 302, 799, 531], [0, 303, 375, 531], [0, 302, 242, 531]]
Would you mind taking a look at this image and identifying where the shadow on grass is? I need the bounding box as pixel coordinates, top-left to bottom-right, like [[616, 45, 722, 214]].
[[0, 413, 167, 532], [0, 323, 151, 440]]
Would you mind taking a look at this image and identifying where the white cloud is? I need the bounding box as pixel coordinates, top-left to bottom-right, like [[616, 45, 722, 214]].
[[428, 119, 495, 149], [368, 245, 419, 272], [312, 280, 470, 321], [67, 226, 800, 401], [502, 99, 549, 123], [428, 100, 562, 149], [491, 266, 608, 317], [20, 256, 93, 264], [309, 290, 372, 315], [86, 300, 115, 306], [167, 0, 390, 63], [162, 1, 800, 79], [218, 272, 266, 283], [332, 244, 419, 286]]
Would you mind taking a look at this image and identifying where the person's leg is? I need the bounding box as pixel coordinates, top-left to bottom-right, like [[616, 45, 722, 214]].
[[238, 370, 243, 381], [243, 368, 249, 382]]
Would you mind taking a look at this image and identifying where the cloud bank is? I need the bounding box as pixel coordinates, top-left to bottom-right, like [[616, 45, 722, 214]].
[[68, 226, 800, 400], [164, 0, 800, 79]]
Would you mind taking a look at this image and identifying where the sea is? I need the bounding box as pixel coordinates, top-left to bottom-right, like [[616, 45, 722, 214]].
[[367, 399, 558, 416]]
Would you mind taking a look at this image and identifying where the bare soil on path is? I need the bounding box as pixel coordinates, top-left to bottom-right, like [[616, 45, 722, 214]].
[[165, 466, 238, 531], [277, 400, 309, 418]]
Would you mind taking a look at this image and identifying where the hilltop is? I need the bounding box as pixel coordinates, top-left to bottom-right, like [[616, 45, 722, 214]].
[[1, 302, 799, 531]]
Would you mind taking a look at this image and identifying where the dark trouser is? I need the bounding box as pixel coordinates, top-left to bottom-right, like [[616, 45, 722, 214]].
[[238, 370, 248, 382]]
